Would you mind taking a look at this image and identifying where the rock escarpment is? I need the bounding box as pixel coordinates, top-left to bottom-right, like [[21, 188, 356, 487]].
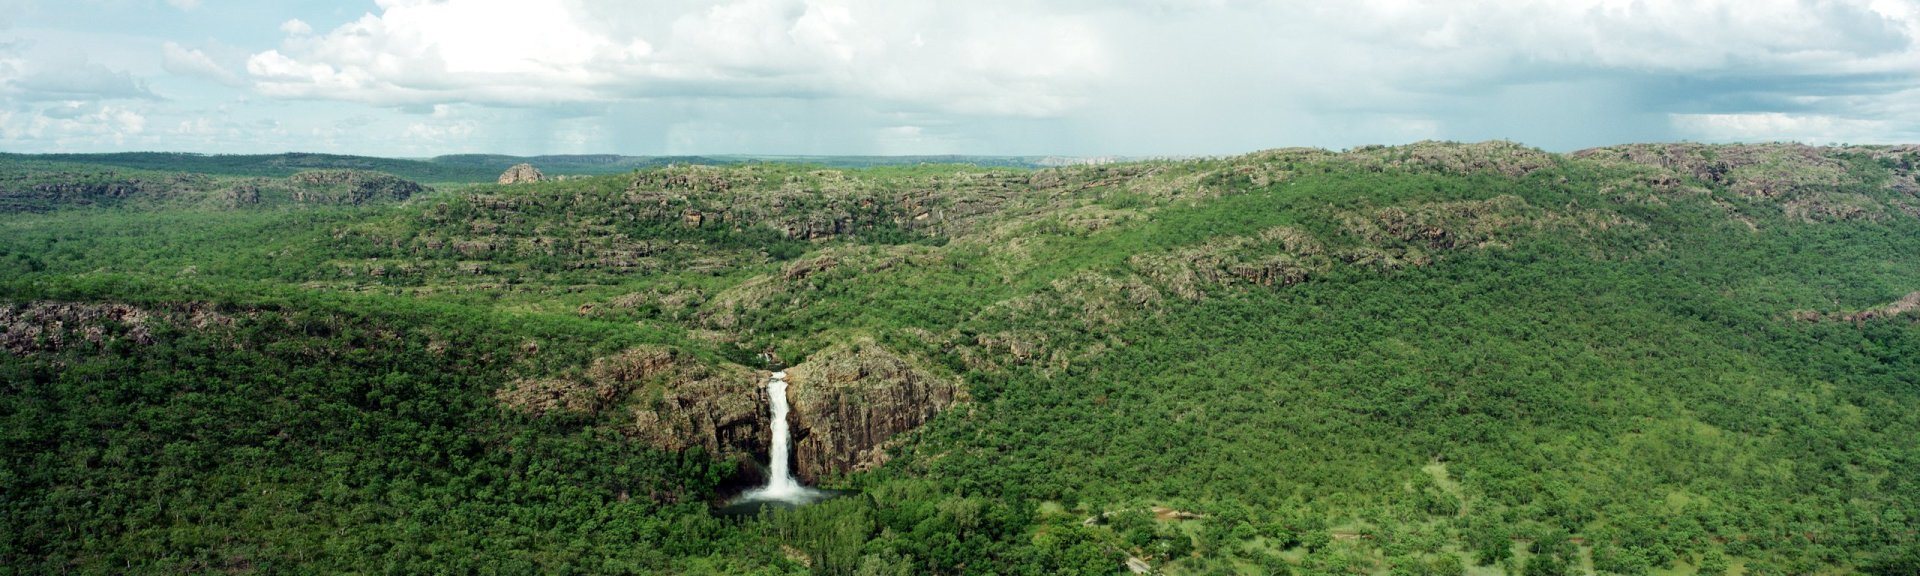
[[283, 170, 425, 205], [1574, 143, 1920, 223], [494, 341, 965, 488], [623, 358, 767, 462], [498, 163, 545, 185], [783, 340, 964, 484], [1, 301, 237, 355], [495, 346, 771, 485]]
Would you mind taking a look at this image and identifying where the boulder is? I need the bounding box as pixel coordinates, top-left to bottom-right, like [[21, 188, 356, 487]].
[[498, 163, 545, 185]]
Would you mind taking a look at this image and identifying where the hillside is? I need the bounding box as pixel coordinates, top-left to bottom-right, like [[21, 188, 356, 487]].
[[430, 154, 739, 176], [0, 152, 1067, 186], [430, 154, 1062, 175], [0, 159, 431, 214], [2, 141, 1917, 575], [0, 152, 501, 183]]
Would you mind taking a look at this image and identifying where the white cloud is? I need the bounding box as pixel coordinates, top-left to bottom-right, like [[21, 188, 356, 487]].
[[249, 0, 654, 105], [0, 102, 147, 148], [3, 59, 155, 101], [1199, 0, 1916, 105], [399, 105, 479, 145], [162, 41, 242, 86], [166, 0, 200, 11], [9, 0, 1920, 154], [247, 0, 1108, 116], [1671, 112, 1914, 145], [174, 116, 212, 135], [242, 1, 1914, 123], [402, 120, 477, 141]]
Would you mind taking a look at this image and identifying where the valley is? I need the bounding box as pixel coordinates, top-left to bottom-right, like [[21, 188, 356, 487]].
[[2, 141, 1917, 575]]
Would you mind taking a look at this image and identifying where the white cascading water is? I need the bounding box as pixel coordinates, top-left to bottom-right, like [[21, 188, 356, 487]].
[[758, 371, 802, 498], [739, 371, 815, 503]]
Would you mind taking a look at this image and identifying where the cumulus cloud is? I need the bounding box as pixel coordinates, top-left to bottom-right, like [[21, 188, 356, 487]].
[[0, 102, 147, 148], [1369, 0, 1909, 74], [8, 0, 1920, 154], [1103, 0, 1920, 150], [247, 0, 1107, 116], [232, 0, 1920, 152]]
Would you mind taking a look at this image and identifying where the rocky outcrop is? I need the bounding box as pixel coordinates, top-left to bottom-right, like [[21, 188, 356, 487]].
[[0, 172, 214, 213], [0, 301, 241, 355], [1130, 226, 1330, 300], [1847, 292, 1920, 322], [623, 359, 766, 463], [783, 339, 964, 483], [1343, 140, 1555, 177], [694, 244, 944, 330], [1791, 292, 1920, 324], [493, 341, 965, 488], [1574, 143, 1920, 223], [959, 271, 1165, 372], [494, 346, 772, 488], [498, 163, 545, 185], [285, 170, 425, 205], [1, 301, 156, 354], [497, 346, 765, 446]]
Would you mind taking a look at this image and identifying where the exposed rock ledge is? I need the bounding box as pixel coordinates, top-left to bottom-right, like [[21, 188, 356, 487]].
[[1791, 291, 1920, 323], [494, 346, 770, 485], [495, 340, 964, 488], [2, 301, 237, 355], [784, 339, 964, 484], [498, 163, 545, 185]]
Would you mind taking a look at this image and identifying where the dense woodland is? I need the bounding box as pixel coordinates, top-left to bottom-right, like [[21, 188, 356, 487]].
[[2, 142, 1917, 575]]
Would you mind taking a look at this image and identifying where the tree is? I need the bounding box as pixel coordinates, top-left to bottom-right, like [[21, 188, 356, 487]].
[[1523, 552, 1571, 576], [1695, 549, 1730, 576], [1593, 544, 1650, 575], [1468, 522, 1512, 567], [1427, 553, 1466, 576], [1523, 528, 1577, 576]]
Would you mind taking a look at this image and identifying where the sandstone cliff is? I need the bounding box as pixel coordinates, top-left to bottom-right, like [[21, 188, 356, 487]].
[[495, 346, 771, 485], [494, 341, 964, 488], [783, 339, 964, 484]]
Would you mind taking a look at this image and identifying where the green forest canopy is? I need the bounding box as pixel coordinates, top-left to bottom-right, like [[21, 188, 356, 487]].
[[2, 141, 1917, 575]]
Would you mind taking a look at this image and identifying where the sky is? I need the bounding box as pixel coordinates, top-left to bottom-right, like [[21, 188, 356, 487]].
[[1, 0, 1918, 157]]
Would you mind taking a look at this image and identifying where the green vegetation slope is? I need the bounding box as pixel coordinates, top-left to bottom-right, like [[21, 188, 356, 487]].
[[2, 142, 1917, 575]]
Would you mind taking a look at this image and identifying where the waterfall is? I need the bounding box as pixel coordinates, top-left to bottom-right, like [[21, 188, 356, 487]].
[[719, 371, 840, 513], [738, 370, 816, 503], [759, 371, 802, 498]]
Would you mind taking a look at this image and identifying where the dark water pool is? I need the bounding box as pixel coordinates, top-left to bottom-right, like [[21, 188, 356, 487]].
[[714, 489, 853, 518]]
